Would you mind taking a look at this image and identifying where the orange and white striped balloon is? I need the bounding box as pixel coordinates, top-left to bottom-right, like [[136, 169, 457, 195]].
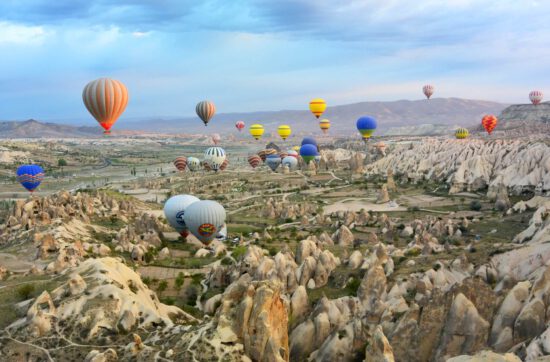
[[82, 78, 129, 134], [481, 115, 498, 135]]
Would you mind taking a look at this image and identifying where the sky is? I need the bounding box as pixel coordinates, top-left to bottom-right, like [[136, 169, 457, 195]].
[[0, 0, 549, 122]]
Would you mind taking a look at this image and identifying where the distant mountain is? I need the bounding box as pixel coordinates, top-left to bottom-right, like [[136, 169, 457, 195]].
[[126, 98, 509, 136], [0, 119, 102, 138]]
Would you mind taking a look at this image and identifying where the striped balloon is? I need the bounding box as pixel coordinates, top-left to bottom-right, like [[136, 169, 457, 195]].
[[204, 147, 226, 171], [183, 200, 226, 245], [249, 124, 264, 140], [481, 115, 498, 135], [248, 155, 262, 168], [277, 125, 292, 140], [319, 119, 331, 134], [423, 84, 434, 99], [287, 150, 298, 159], [16, 164, 44, 192], [196, 100, 216, 126], [529, 91, 543, 105], [219, 158, 229, 171], [455, 127, 469, 139], [82, 78, 129, 134], [309, 98, 326, 119], [174, 156, 188, 172]]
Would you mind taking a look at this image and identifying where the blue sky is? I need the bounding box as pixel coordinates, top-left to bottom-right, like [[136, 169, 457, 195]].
[[0, 0, 549, 121]]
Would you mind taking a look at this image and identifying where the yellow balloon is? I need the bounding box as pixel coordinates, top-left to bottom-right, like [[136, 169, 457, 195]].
[[249, 124, 264, 140], [319, 119, 330, 134], [309, 98, 326, 119], [277, 125, 292, 140], [455, 127, 469, 139], [292, 145, 300, 152]]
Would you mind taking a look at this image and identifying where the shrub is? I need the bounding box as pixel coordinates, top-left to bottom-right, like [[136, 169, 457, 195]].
[[469, 200, 482, 211], [17, 284, 35, 300]]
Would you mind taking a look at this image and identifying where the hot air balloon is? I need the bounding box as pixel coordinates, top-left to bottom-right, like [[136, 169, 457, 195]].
[[530, 91, 543, 105], [82, 78, 129, 134], [202, 160, 212, 171], [319, 119, 331, 134], [183, 200, 227, 245], [204, 147, 226, 172], [235, 121, 245, 132], [173, 157, 188, 172], [300, 144, 318, 164], [481, 115, 498, 135], [292, 146, 300, 152], [258, 150, 267, 162], [309, 98, 326, 119], [248, 155, 262, 168], [279, 151, 288, 160], [219, 158, 229, 171], [282, 156, 298, 171], [266, 154, 281, 172], [287, 150, 298, 159], [455, 128, 469, 139], [211, 133, 221, 145], [356, 116, 377, 141], [249, 124, 264, 140], [187, 157, 200, 172], [16, 164, 44, 192], [163, 195, 200, 237], [423, 84, 434, 99], [301, 137, 318, 147], [277, 125, 292, 140], [196, 100, 216, 126]]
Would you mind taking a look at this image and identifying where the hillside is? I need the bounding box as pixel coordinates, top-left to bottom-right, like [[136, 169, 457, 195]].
[[127, 98, 509, 136], [0, 119, 101, 138]]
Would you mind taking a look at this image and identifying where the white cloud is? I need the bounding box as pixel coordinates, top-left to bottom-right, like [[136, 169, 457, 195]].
[[0, 21, 52, 44]]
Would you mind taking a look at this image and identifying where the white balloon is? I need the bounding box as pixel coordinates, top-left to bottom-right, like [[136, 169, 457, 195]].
[[187, 157, 201, 171], [282, 156, 298, 171], [183, 200, 226, 244], [163, 195, 200, 233], [204, 147, 226, 171]]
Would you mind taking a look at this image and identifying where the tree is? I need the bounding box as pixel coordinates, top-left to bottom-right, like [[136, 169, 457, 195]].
[[58, 159, 67, 176], [157, 280, 168, 296]]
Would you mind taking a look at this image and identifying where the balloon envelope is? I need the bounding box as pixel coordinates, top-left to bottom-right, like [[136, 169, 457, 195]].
[[163, 195, 200, 234], [301, 137, 317, 147], [423, 84, 434, 99], [235, 121, 245, 131], [282, 156, 298, 171], [183, 200, 226, 245], [266, 154, 281, 171], [530, 91, 543, 105], [319, 119, 330, 133], [82, 78, 129, 134], [196, 100, 216, 126], [204, 147, 226, 171], [481, 115, 498, 135], [455, 127, 469, 139], [16, 164, 44, 192], [174, 157, 187, 172], [248, 155, 262, 168], [300, 144, 318, 164], [187, 157, 200, 171], [250, 124, 264, 140], [356, 116, 377, 140], [277, 125, 292, 140], [309, 98, 326, 118]]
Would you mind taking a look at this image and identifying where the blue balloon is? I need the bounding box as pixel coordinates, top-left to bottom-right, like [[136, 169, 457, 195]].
[[356, 116, 377, 131], [16, 164, 44, 192], [301, 137, 317, 147], [300, 144, 318, 164]]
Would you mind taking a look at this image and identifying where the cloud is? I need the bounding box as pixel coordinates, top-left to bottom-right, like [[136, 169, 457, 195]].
[[0, 21, 51, 44]]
